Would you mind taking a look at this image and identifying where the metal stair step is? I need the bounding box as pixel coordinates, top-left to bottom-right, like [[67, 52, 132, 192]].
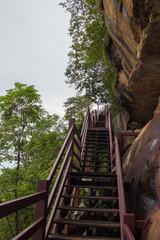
[[81, 160, 108, 163], [68, 172, 116, 177], [57, 206, 119, 213], [53, 219, 120, 228], [68, 173, 116, 179], [65, 184, 117, 190], [48, 233, 121, 240], [61, 195, 118, 201]]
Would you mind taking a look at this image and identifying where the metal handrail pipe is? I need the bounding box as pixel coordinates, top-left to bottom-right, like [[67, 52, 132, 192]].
[[74, 137, 81, 152], [47, 125, 74, 184], [81, 105, 89, 137], [13, 217, 44, 240], [0, 191, 46, 219], [115, 136, 127, 239], [45, 156, 73, 238], [123, 224, 135, 240], [47, 140, 73, 211], [74, 125, 81, 141]]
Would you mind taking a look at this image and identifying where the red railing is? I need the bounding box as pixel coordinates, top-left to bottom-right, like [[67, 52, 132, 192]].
[[107, 109, 151, 240], [0, 117, 82, 240], [0, 185, 47, 240], [80, 104, 91, 158]]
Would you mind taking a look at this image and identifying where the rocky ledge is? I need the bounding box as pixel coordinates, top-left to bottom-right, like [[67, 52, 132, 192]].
[[103, 0, 160, 127]]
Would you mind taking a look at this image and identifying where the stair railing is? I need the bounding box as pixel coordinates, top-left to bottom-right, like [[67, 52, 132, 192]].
[[0, 181, 48, 240], [115, 136, 135, 240], [81, 104, 91, 158], [107, 108, 135, 239], [44, 118, 81, 239], [0, 117, 82, 240]]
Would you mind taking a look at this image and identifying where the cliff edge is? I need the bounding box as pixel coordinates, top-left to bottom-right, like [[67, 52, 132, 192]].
[[103, 0, 160, 127]]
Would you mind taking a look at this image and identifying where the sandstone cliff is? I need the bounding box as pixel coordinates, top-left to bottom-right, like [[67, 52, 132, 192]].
[[103, 0, 160, 127], [122, 100, 160, 239]]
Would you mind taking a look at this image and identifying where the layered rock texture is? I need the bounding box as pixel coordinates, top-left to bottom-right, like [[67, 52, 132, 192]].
[[103, 0, 160, 127], [123, 102, 160, 239]]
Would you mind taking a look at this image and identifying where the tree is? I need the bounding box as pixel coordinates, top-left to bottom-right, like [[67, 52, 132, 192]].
[[60, 0, 121, 114], [0, 83, 66, 238], [63, 95, 92, 119]]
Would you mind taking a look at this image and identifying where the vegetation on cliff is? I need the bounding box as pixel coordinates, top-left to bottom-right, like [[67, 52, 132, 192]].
[[60, 0, 120, 115]]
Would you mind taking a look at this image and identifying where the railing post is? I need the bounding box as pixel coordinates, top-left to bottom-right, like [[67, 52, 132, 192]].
[[124, 214, 135, 237], [32, 179, 49, 240], [90, 112, 93, 128], [68, 118, 75, 169]]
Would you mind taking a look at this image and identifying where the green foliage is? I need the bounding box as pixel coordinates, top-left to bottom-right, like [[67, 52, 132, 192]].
[[60, 0, 121, 113], [63, 95, 92, 119], [0, 83, 66, 239], [60, 0, 111, 104]]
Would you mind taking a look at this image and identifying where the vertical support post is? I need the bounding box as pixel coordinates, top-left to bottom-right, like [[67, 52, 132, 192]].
[[32, 179, 49, 240], [67, 118, 75, 173], [124, 214, 135, 237], [90, 112, 93, 128], [76, 136, 81, 170]]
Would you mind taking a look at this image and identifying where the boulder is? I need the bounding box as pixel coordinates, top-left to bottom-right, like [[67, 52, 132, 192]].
[[122, 110, 160, 239]]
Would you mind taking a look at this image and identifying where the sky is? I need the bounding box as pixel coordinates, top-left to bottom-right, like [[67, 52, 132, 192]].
[[0, 0, 75, 117]]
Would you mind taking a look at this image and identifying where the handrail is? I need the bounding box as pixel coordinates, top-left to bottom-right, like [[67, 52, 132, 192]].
[[81, 104, 90, 158], [0, 116, 82, 240], [47, 140, 73, 211], [115, 136, 126, 238], [47, 125, 74, 183], [0, 190, 47, 240], [0, 191, 46, 219], [107, 109, 135, 240]]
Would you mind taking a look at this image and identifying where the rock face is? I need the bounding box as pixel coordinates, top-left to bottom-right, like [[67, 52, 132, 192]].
[[103, 0, 160, 127], [122, 111, 160, 239]]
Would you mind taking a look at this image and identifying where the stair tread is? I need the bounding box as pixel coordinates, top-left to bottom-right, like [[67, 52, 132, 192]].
[[53, 219, 120, 228], [81, 160, 108, 163], [57, 206, 119, 213], [65, 184, 117, 190], [69, 172, 116, 177], [68, 173, 116, 179], [48, 233, 121, 240], [61, 195, 118, 201]]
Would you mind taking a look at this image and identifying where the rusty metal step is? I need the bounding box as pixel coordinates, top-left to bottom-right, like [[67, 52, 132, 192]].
[[53, 219, 120, 228], [48, 233, 121, 240], [57, 206, 119, 213]]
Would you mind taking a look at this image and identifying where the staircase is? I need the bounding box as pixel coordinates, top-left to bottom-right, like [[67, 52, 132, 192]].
[[0, 105, 150, 240], [48, 113, 121, 240]]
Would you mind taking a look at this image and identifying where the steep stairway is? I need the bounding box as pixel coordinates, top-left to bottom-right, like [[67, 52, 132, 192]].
[[49, 113, 121, 240]]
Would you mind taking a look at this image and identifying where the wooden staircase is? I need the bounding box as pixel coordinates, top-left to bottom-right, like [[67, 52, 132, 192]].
[[48, 113, 121, 239]]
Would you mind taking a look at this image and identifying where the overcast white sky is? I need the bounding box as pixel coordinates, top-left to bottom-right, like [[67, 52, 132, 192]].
[[0, 0, 75, 117]]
